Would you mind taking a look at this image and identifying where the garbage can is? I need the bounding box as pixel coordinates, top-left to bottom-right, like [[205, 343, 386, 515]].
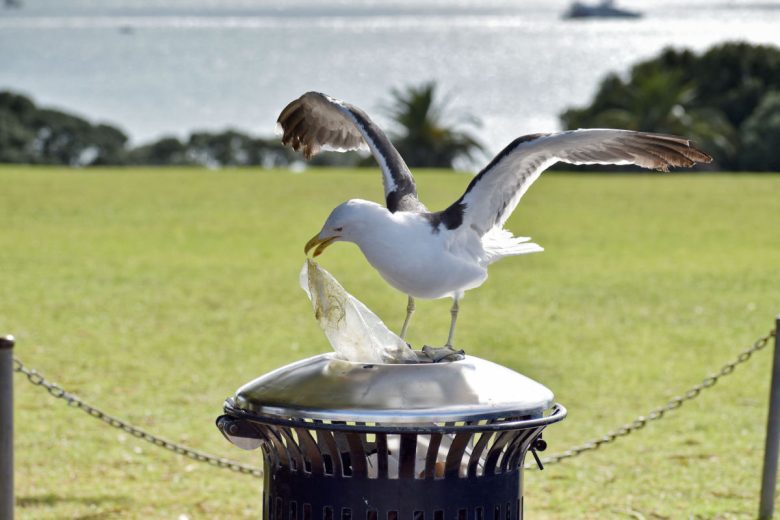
[[217, 354, 565, 520]]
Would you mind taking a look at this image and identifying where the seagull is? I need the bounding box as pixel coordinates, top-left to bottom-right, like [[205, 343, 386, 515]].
[[279, 92, 712, 352]]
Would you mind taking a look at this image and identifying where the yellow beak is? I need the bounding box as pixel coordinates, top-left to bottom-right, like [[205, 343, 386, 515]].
[[304, 233, 338, 257]]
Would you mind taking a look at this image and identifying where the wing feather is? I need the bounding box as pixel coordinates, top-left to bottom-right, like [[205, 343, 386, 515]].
[[277, 92, 425, 213], [442, 129, 712, 236]]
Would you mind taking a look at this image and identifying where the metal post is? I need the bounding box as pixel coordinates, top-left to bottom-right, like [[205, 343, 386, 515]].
[[759, 317, 780, 520], [0, 335, 15, 520]]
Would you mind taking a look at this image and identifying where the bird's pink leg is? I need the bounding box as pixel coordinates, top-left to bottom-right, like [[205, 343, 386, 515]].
[[399, 296, 415, 341], [445, 297, 460, 347]]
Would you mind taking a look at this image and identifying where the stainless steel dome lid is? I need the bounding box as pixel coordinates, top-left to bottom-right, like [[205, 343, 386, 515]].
[[227, 353, 555, 423]]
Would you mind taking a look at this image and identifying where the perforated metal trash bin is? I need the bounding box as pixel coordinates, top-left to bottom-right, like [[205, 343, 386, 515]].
[[217, 354, 566, 520]]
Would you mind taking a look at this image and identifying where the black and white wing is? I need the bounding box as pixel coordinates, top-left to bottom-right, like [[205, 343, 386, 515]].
[[277, 92, 425, 213], [437, 129, 712, 236]]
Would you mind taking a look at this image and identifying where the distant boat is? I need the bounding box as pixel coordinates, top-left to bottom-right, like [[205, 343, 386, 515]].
[[564, 0, 642, 19]]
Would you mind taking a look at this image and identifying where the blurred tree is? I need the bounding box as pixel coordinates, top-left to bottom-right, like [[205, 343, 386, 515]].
[[739, 91, 780, 171], [90, 124, 129, 165], [247, 137, 305, 168], [31, 109, 128, 166], [32, 109, 94, 164], [384, 82, 484, 168], [127, 130, 299, 168], [187, 130, 251, 167], [0, 91, 128, 165], [128, 136, 189, 166], [0, 93, 36, 163], [1, 92, 36, 163], [561, 42, 780, 171]]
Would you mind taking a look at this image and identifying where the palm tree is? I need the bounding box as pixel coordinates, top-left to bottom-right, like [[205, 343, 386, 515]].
[[383, 82, 484, 169]]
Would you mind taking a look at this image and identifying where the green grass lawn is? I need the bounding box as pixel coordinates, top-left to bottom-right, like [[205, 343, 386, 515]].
[[1, 166, 779, 519]]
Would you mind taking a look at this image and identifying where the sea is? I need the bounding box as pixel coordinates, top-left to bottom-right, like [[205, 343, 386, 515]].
[[2, 0, 780, 155]]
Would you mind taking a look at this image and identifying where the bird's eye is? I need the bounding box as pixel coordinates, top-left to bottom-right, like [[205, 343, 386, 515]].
[[334, 227, 343, 232]]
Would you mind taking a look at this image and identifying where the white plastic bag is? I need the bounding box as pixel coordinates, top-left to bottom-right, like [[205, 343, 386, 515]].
[[300, 259, 418, 364]]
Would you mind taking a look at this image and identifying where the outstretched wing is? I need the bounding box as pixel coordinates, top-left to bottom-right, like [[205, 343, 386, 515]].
[[434, 129, 712, 236], [277, 92, 425, 213]]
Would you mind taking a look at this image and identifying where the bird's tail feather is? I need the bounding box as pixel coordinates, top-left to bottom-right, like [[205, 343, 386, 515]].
[[482, 228, 543, 264]]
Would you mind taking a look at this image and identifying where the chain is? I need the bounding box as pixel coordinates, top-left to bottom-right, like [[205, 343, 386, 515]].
[[529, 327, 777, 469], [11, 358, 263, 478], [11, 327, 777, 477]]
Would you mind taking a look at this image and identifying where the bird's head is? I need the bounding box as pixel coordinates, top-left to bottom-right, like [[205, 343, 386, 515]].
[[304, 199, 384, 257]]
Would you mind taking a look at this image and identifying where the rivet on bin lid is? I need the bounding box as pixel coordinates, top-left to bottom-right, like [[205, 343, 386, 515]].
[[228, 353, 555, 423]]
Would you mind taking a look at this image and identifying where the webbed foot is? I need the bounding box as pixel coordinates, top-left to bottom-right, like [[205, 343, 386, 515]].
[[421, 345, 465, 363]]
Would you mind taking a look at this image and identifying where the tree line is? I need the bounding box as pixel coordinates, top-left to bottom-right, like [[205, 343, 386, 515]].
[[0, 91, 301, 168], [0, 83, 481, 169], [1, 41, 779, 170], [561, 42, 780, 171]]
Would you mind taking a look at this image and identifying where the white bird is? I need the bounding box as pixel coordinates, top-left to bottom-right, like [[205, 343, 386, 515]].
[[279, 92, 712, 353]]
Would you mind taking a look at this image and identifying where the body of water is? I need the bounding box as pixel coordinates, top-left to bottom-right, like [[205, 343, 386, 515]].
[[2, 0, 780, 155]]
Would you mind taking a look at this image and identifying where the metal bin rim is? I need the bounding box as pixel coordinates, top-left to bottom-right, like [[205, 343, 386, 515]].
[[222, 401, 567, 434]]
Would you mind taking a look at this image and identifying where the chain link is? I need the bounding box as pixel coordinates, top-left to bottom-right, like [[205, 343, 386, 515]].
[[11, 326, 777, 477], [528, 327, 777, 469], [11, 358, 263, 478]]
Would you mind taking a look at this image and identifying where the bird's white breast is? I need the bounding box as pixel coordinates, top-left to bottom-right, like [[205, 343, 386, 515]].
[[354, 212, 487, 300]]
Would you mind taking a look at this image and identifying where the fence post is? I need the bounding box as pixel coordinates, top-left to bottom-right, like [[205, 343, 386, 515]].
[[0, 335, 15, 520], [759, 317, 780, 520]]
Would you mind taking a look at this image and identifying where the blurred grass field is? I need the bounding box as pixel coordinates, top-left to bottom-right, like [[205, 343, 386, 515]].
[[1, 165, 779, 519]]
